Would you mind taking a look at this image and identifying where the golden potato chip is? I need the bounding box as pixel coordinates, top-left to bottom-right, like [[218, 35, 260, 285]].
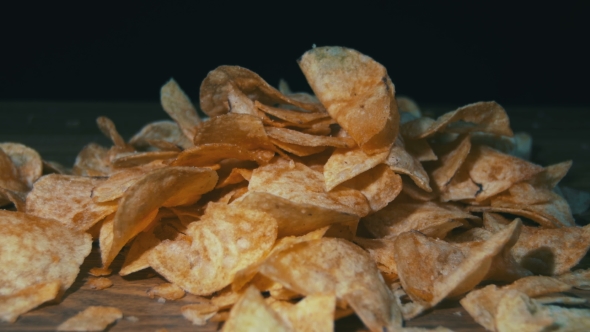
[[147, 282, 185, 300], [0, 210, 92, 296], [249, 159, 370, 217], [0, 147, 28, 203], [461, 276, 571, 331], [340, 164, 402, 213], [558, 269, 590, 290], [268, 138, 327, 157], [385, 137, 432, 192], [256, 101, 329, 125], [298, 46, 399, 154], [102, 166, 217, 267], [265, 127, 356, 149], [148, 200, 278, 295], [119, 218, 190, 276], [42, 160, 71, 175], [405, 138, 437, 162], [200, 65, 323, 117], [26, 174, 118, 231], [110, 151, 178, 168], [323, 146, 390, 191], [259, 238, 402, 332], [271, 293, 336, 332], [353, 237, 398, 279], [72, 143, 111, 176], [401, 101, 512, 139], [0, 280, 60, 323], [442, 145, 543, 202], [0, 142, 43, 188], [129, 120, 193, 150], [173, 143, 275, 167], [88, 267, 111, 277], [495, 290, 590, 332], [222, 286, 291, 332], [87, 277, 113, 290], [428, 134, 471, 192], [56, 306, 123, 331], [0, 187, 26, 211], [395, 220, 521, 318], [91, 165, 158, 203], [160, 78, 201, 141], [181, 301, 219, 326], [96, 116, 132, 151], [363, 199, 477, 239]]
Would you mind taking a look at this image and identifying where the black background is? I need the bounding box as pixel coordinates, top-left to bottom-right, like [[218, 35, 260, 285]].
[[1, 1, 589, 107]]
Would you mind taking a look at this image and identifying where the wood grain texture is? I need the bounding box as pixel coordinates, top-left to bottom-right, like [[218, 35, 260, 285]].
[[0, 102, 589, 331]]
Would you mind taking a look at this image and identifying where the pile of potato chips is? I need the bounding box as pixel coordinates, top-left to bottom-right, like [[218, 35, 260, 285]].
[[1, 46, 590, 331]]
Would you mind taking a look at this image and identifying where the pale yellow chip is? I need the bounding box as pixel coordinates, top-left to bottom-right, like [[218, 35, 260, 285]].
[[340, 164, 402, 213], [0, 142, 43, 188], [428, 134, 471, 192], [385, 137, 432, 192], [72, 143, 111, 177], [25, 174, 118, 231], [160, 78, 201, 141], [181, 302, 219, 326], [298, 46, 399, 154], [111, 151, 179, 168], [0, 210, 92, 296], [259, 238, 402, 332], [147, 282, 185, 300], [57, 306, 123, 331], [0, 280, 60, 323], [269, 137, 327, 157], [222, 286, 291, 332], [271, 293, 336, 332]]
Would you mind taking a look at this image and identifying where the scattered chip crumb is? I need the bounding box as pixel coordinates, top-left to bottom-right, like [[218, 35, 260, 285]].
[[147, 282, 185, 300], [89, 267, 112, 276], [157, 297, 166, 303], [453, 311, 462, 316], [87, 277, 113, 290], [125, 315, 139, 322], [56, 306, 122, 331]]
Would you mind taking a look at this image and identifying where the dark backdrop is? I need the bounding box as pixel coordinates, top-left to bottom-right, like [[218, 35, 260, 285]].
[[1, 1, 589, 107]]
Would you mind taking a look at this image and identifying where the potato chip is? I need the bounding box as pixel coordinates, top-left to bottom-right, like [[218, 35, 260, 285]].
[[172, 143, 275, 168], [495, 290, 590, 332], [265, 127, 356, 149], [259, 238, 402, 332], [353, 237, 398, 279], [72, 143, 111, 176], [256, 101, 329, 125], [96, 116, 132, 151], [56, 306, 123, 331], [101, 166, 217, 267], [271, 293, 336, 332], [88, 267, 111, 277], [147, 282, 185, 300], [268, 138, 327, 157], [558, 269, 590, 290], [0, 142, 43, 188], [428, 134, 471, 192], [91, 165, 158, 203], [148, 200, 278, 295], [461, 276, 571, 331], [26, 174, 118, 231], [0, 280, 60, 323], [249, 159, 370, 217], [222, 286, 291, 332], [129, 120, 193, 150], [401, 101, 512, 139], [385, 137, 432, 192], [323, 146, 390, 191], [87, 277, 113, 290], [110, 151, 178, 168], [182, 301, 219, 326], [0, 147, 28, 203], [340, 164, 402, 213], [160, 78, 201, 141], [404, 138, 437, 162], [442, 145, 543, 202], [200, 65, 323, 117], [363, 199, 477, 239], [298, 46, 399, 154], [0, 187, 26, 211], [0, 210, 92, 296]]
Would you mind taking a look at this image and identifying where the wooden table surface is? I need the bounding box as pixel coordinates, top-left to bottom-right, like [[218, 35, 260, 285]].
[[1, 102, 589, 331]]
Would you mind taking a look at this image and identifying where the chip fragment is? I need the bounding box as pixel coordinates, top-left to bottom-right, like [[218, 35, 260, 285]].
[[56, 306, 123, 331]]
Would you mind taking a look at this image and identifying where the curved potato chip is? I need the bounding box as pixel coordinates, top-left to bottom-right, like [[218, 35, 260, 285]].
[[259, 238, 402, 332], [428, 134, 471, 192], [340, 164, 402, 213], [385, 137, 431, 192], [0, 210, 92, 296], [26, 174, 118, 231], [265, 127, 356, 149], [129, 120, 193, 150], [96, 116, 131, 150], [111, 151, 178, 168], [0, 142, 43, 188], [148, 200, 278, 295], [72, 143, 111, 176], [173, 143, 275, 167], [0, 147, 28, 200], [323, 146, 390, 191], [200, 65, 323, 117], [0, 280, 61, 323], [298, 46, 399, 154], [222, 286, 290, 332], [101, 166, 218, 267], [269, 138, 327, 157], [401, 101, 513, 139], [161, 78, 201, 141], [256, 101, 329, 125], [249, 159, 370, 217]]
